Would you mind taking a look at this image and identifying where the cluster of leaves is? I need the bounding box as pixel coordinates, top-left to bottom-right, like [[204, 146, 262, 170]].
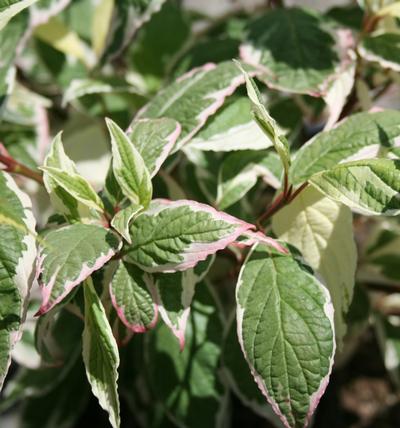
[[1, 0, 400, 427]]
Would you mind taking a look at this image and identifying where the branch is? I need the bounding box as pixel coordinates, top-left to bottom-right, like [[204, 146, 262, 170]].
[[0, 144, 44, 185]]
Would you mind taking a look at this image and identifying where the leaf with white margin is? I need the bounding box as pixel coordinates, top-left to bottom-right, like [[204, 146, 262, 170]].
[[272, 186, 356, 345], [185, 96, 273, 152], [0, 0, 38, 30], [240, 7, 339, 95], [111, 203, 143, 243], [309, 158, 400, 216], [234, 60, 291, 173], [106, 118, 152, 208], [0, 12, 26, 112], [101, 0, 167, 62], [42, 132, 88, 219], [134, 61, 256, 152], [127, 118, 181, 177], [217, 150, 283, 210], [146, 281, 228, 428], [0, 171, 36, 390], [62, 77, 143, 107], [82, 279, 120, 428], [110, 260, 157, 333], [36, 224, 121, 315], [40, 166, 104, 213], [0, 171, 36, 389], [236, 243, 335, 428], [290, 110, 400, 184], [323, 29, 356, 131], [124, 198, 255, 272], [359, 33, 400, 73], [154, 256, 214, 350]]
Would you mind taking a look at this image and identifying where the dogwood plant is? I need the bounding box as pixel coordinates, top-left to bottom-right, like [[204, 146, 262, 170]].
[[1, 1, 400, 427]]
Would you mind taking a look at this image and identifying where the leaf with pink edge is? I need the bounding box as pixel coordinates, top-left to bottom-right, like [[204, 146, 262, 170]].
[[110, 260, 157, 333], [124, 199, 254, 272], [134, 61, 256, 152], [37, 224, 121, 315], [236, 243, 335, 428], [154, 256, 214, 349]]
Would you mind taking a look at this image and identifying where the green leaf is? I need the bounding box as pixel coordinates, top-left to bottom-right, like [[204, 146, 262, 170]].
[[0, 12, 26, 111], [359, 33, 400, 72], [272, 186, 357, 345], [110, 203, 143, 243], [106, 118, 152, 208], [241, 7, 339, 94], [0, 171, 36, 390], [110, 260, 157, 333], [217, 150, 282, 210], [0, 0, 38, 30], [290, 110, 400, 184], [37, 224, 121, 314], [309, 158, 400, 216], [234, 60, 291, 173], [125, 199, 254, 272], [129, 0, 190, 80], [236, 243, 335, 428], [186, 96, 273, 152], [146, 282, 228, 428], [127, 117, 181, 177], [82, 279, 120, 428], [41, 166, 105, 213], [135, 61, 255, 151]]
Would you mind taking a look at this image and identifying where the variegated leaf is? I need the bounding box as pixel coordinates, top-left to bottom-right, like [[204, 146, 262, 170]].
[[110, 203, 143, 243], [290, 110, 400, 184], [236, 243, 335, 428], [125, 199, 255, 272], [240, 7, 339, 95], [37, 224, 121, 314], [110, 260, 157, 333], [309, 158, 400, 216], [106, 118, 152, 208], [82, 279, 120, 428], [127, 118, 181, 177], [186, 97, 273, 152], [134, 61, 256, 151], [0, 171, 36, 390]]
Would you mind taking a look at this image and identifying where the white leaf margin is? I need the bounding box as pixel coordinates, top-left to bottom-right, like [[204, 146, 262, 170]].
[[235, 244, 336, 428]]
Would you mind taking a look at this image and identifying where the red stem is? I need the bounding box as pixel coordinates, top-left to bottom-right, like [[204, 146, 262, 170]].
[[0, 145, 44, 185]]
